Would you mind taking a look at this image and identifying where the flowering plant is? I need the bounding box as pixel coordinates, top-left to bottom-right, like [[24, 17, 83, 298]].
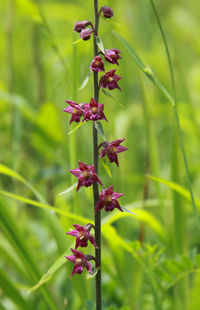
[[63, 1, 128, 308]]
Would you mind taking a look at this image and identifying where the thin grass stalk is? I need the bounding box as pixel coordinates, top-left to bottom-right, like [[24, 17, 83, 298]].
[[149, 0, 199, 231], [92, 0, 101, 309], [149, 1, 189, 308]]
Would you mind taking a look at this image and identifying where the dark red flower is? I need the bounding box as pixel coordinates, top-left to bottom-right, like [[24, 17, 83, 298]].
[[95, 185, 124, 213], [70, 161, 103, 191], [99, 139, 128, 166], [63, 100, 84, 125], [104, 49, 121, 65], [80, 29, 93, 41], [82, 98, 108, 122], [74, 20, 90, 33], [66, 224, 97, 249], [90, 56, 105, 72], [101, 6, 113, 18], [99, 69, 122, 90], [65, 248, 95, 277]]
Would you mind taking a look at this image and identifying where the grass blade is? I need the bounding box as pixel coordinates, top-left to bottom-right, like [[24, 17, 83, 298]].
[[0, 268, 28, 309]]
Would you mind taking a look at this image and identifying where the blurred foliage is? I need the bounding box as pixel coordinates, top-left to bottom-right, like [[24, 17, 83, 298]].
[[1, 0, 200, 309]]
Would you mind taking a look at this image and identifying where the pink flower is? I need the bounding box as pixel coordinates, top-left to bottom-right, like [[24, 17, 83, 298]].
[[74, 20, 90, 33], [95, 185, 124, 213], [99, 69, 122, 91], [66, 224, 97, 249], [104, 49, 121, 65], [90, 56, 105, 72], [63, 100, 84, 125], [70, 161, 103, 191], [82, 98, 108, 122], [101, 6, 113, 18], [65, 248, 95, 277], [99, 139, 128, 166]]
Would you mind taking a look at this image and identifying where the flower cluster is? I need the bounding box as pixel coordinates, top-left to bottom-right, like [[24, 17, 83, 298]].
[[64, 98, 107, 124], [64, 4, 128, 277]]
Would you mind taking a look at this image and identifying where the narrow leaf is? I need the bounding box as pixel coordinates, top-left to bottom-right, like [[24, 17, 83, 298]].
[[121, 206, 138, 215], [95, 121, 106, 140], [146, 175, 200, 209], [101, 159, 112, 178], [0, 190, 92, 224], [29, 252, 67, 293], [102, 89, 124, 107], [68, 122, 86, 135], [79, 71, 92, 90], [0, 269, 28, 309], [96, 37, 105, 54], [58, 182, 77, 196], [72, 38, 82, 45], [86, 267, 100, 280]]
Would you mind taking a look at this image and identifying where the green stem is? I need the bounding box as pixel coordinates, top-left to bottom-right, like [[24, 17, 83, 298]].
[[93, 0, 101, 309]]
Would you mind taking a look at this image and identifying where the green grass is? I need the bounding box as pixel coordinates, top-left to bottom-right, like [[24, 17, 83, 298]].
[[0, 0, 200, 309]]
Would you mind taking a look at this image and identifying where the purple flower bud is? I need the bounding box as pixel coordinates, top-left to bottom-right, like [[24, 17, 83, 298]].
[[82, 98, 108, 122], [74, 20, 90, 33], [95, 185, 124, 213], [99, 139, 128, 166], [63, 100, 84, 125], [70, 161, 103, 191], [104, 49, 121, 65], [80, 29, 93, 41], [99, 69, 122, 91], [101, 6, 113, 18], [65, 248, 95, 277], [90, 56, 105, 72], [66, 224, 97, 249]]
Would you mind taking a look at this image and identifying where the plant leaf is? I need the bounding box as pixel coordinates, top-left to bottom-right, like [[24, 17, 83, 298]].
[[95, 121, 106, 140], [68, 122, 86, 135], [101, 159, 112, 178], [96, 37, 105, 54], [0, 190, 92, 224], [58, 182, 77, 196], [102, 89, 124, 107], [102, 206, 166, 242], [121, 206, 138, 215], [29, 252, 67, 293], [79, 71, 92, 90], [86, 267, 100, 280], [146, 174, 200, 209]]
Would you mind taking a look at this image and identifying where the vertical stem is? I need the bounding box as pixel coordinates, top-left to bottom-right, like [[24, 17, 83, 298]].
[[92, 1, 101, 309]]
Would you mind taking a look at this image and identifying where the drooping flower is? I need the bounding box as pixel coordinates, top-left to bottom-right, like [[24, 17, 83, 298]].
[[63, 100, 84, 125], [90, 56, 105, 72], [95, 185, 124, 213], [74, 20, 91, 33], [101, 6, 113, 18], [80, 29, 93, 41], [99, 69, 122, 90], [82, 98, 108, 122], [70, 161, 103, 191], [99, 139, 128, 166], [104, 49, 121, 65], [66, 224, 97, 249], [65, 248, 95, 277]]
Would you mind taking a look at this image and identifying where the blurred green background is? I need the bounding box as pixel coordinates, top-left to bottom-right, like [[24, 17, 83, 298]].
[[1, 0, 200, 309]]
